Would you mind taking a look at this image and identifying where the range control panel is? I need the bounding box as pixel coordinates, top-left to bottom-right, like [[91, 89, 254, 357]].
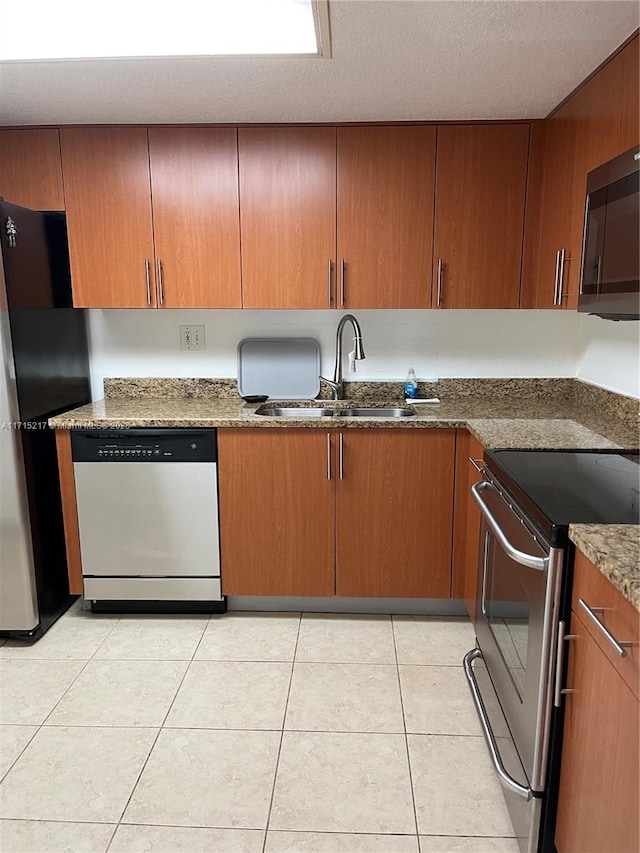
[[71, 430, 217, 463]]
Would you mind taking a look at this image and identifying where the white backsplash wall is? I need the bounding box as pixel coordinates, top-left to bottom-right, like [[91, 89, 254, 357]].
[[86, 309, 581, 399], [576, 314, 640, 398]]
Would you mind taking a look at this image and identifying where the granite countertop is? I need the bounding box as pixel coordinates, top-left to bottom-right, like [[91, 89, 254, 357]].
[[49, 388, 637, 451], [569, 524, 640, 613]]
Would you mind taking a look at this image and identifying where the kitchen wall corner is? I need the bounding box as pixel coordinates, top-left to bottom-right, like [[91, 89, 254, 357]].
[[576, 313, 640, 398]]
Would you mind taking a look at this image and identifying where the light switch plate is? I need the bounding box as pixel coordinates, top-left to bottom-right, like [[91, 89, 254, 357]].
[[180, 325, 206, 351]]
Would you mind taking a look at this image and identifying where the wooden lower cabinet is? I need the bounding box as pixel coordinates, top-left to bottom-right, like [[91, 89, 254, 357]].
[[451, 429, 485, 617], [217, 429, 335, 596], [335, 429, 455, 598], [555, 606, 639, 853], [217, 428, 456, 599]]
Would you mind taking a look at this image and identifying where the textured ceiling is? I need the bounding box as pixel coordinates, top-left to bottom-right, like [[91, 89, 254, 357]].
[[0, 0, 638, 125]]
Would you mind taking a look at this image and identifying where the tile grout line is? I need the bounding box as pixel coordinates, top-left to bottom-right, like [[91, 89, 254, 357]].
[[391, 615, 422, 853], [261, 611, 303, 853], [0, 612, 122, 786], [104, 612, 214, 851]]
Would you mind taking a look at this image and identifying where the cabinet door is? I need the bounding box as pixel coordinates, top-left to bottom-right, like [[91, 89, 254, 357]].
[[148, 127, 242, 308], [433, 124, 530, 309], [528, 112, 578, 309], [0, 129, 65, 211], [217, 429, 335, 597], [451, 430, 484, 619], [239, 127, 336, 309], [555, 609, 639, 853], [563, 34, 639, 308], [336, 126, 436, 308], [60, 128, 156, 308], [336, 429, 455, 598]]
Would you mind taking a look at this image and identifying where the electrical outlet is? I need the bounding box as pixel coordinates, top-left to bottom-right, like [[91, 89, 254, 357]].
[[180, 325, 206, 351]]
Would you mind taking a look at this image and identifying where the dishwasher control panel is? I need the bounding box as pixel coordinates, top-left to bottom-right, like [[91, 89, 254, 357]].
[[71, 429, 217, 463]]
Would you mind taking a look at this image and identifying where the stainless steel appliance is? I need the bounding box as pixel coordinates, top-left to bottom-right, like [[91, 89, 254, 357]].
[[0, 200, 91, 639], [71, 430, 225, 612], [465, 450, 640, 853], [579, 145, 639, 319]]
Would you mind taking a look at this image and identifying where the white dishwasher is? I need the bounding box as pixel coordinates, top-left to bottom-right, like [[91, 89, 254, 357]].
[[71, 429, 225, 613]]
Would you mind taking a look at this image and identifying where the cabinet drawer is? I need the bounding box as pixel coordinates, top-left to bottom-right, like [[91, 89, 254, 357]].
[[571, 549, 639, 697]]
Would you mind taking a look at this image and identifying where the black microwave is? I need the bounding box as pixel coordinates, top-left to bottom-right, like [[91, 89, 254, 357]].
[[579, 146, 639, 320]]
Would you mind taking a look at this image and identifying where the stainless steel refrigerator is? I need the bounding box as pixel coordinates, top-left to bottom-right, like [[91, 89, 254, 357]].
[[0, 200, 91, 639]]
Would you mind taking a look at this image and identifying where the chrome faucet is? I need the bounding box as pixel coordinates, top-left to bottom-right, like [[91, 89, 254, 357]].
[[320, 314, 366, 400]]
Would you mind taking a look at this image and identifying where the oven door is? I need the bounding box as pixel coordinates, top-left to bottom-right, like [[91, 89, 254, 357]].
[[466, 478, 564, 850]]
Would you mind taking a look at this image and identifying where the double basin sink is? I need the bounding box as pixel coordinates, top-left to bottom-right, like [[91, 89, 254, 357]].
[[255, 405, 416, 419]]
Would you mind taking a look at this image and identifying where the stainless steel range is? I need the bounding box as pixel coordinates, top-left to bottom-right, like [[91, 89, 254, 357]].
[[464, 450, 639, 853]]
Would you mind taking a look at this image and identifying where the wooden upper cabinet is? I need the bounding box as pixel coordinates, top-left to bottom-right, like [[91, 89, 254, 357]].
[[217, 429, 335, 597], [335, 429, 455, 598], [148, 127, 242, 308], [238, 126, 337, 309], [336, 126, 436, 308], [564, 34, 640, 306], [60, 127, 156, 308], [433, 124, 530, 309], [528, 111, 578, 309], [555, 608, 639, 853], [0, 129, 65, 211]]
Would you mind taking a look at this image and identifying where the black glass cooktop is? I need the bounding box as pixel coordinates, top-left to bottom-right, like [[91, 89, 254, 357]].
[[485, 450, 640, 545]]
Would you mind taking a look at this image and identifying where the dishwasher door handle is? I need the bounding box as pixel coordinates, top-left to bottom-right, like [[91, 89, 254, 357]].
[[471, 481, 549, 572], [464, 648, 533, 801]]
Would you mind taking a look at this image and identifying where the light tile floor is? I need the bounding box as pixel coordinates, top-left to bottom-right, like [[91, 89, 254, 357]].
[[0, 606, 519, 853]]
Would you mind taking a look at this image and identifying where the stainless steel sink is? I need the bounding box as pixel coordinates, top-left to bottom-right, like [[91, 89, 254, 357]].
[[255, 407, 336, 418], [339, 407, 416, 418]]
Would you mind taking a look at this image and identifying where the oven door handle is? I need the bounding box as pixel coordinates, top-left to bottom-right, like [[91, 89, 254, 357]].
[[471, 481, 549, 571], [464, 648, 533, 801]]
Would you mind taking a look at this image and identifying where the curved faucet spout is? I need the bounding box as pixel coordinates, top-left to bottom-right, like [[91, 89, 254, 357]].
[[329, 314, 366, 400]]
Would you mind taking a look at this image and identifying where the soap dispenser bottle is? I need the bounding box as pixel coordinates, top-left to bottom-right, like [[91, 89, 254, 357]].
[[404, 367, 418, 399]]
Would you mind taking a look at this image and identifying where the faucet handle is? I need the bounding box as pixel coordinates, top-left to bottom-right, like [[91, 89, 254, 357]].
[[319, 376, 340, 400]]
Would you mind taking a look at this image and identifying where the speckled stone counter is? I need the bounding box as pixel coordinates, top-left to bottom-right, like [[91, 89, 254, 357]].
[[49, 377, 639, 450], [570, 524, 640, 612]]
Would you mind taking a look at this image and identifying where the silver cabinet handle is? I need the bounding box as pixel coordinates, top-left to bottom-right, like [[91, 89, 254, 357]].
[[339, 432, 344, 480], [464, 649, 533, 801], [553, 620, 577, 707], [558, 248, 567, 301], [339, 259, 345, 307], [578, 599, 632, 657], [436, 258, 443, 306], [471, 481, 548, 571], [553, 249, 561, 306], [326, 433, 332, 480], [145, 258, 152, 305], [480, 531, 490, 617], [156, 258, 164, 306], [327, 259, 333, 307], [469, 457, 484, 474]]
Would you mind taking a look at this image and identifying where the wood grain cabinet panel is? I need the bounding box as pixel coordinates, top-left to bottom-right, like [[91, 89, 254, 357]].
[[148, 127, 242, 308], [336, 126, 436, 308], [335, 429, 455, 598], [555, 608, 639, 853], [0, 129, 65, 211], [451, 429, 485, 617], [217, 429, 335, 597], [528, 111, 578, 309], [60, 127, 156, 308], [433, 124, 530, 309], [239, 126, 337, 309], [527, 34, 639, 310]]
